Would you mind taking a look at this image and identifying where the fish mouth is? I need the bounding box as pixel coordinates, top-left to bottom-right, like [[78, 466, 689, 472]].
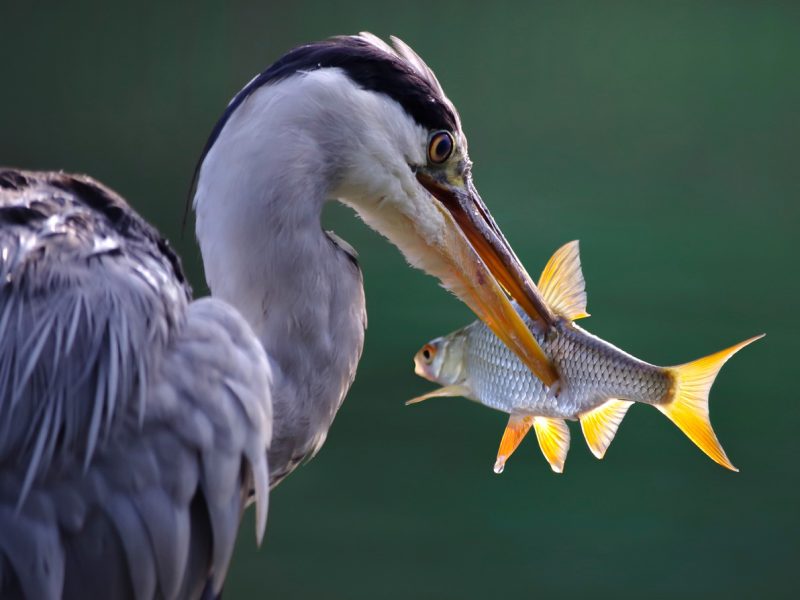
[[416, 170, 559, 387]]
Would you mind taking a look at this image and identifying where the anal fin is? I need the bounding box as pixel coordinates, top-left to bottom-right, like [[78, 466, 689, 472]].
[[494, 415, 532, 474], [579, 399, 633, 459], [533, 417, 570, 473]]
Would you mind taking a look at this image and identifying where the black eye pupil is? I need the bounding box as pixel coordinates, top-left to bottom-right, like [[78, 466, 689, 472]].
[[422, 349, 431, 360], [429, 132, 453, 163]]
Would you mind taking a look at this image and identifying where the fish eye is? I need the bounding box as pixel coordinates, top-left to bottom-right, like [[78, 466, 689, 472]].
[[428, 131, 454, 164], [421, 343, 436, 364]]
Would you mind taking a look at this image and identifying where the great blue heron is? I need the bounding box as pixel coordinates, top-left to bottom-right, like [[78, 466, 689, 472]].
[[0, 33, 558, 599]]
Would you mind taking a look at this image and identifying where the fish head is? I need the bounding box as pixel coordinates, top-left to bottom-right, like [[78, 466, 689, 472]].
[[413, 338, 445, 381], [413, 329, 468, 386]]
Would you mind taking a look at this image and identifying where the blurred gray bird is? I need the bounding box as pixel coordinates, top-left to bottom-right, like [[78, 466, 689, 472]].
[[0, 33, 559, 599]]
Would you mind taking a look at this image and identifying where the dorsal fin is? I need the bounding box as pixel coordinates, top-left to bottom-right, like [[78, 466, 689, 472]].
[[537, 240, 589, 320]]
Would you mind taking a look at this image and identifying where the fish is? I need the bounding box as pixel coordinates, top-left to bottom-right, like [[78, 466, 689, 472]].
[[408, 241, 763, 474]]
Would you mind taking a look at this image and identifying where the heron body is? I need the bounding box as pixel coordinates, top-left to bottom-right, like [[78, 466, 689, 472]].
[[0, 171, 270, 599], [1, 34, 561, 598]]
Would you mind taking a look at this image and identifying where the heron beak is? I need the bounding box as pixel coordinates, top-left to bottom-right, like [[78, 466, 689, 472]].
[[416, 171, 559, 387]]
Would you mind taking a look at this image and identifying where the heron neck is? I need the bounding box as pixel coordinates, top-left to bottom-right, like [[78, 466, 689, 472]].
[[194, 153, 366, 486]]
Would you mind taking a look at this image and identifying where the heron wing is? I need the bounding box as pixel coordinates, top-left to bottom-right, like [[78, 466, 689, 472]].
[[0, 170, 271, 599]]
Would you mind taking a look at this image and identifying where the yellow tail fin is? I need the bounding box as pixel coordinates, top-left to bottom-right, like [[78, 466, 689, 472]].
[[658, 334, 764, 471]]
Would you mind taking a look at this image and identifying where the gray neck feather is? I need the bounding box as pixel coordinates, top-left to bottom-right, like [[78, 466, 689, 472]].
[[194, 93, 366, 484]]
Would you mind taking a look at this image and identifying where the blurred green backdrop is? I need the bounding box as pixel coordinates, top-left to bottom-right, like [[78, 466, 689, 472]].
[[2, 1, 797, 598]]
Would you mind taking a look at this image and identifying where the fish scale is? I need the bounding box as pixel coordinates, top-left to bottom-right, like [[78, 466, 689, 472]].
[[462, 310, 671, 419]]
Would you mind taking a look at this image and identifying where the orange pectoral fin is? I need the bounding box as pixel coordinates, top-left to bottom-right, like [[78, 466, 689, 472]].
[[533, 417, 571, 473], [494, 415, 533, 474]]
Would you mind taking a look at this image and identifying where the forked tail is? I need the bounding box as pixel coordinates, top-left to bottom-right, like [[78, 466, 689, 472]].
[[658, 334, 764, 471]]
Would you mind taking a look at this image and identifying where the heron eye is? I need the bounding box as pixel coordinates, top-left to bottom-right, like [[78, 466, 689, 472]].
[[421, 344, 436, 364], [428, 131, 454, 164]]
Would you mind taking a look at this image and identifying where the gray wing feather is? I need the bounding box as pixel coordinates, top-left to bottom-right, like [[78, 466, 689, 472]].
[[0, 170, 272, 599], [151, 298, 272, 592], [0, 171, 189, 503]]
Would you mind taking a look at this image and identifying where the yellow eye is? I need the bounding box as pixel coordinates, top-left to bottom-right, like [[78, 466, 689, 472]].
[[428, 131, 454, 164], [420, 343, 436, 364]]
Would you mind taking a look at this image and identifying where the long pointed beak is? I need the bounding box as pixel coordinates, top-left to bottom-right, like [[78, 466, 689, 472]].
[[417, 171, 559, 387]]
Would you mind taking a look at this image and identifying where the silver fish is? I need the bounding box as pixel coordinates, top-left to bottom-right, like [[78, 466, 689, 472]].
[[409, 241, 763, 474]]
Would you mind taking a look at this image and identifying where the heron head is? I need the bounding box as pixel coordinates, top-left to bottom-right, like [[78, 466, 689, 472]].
[[194, 33, 558, 386]]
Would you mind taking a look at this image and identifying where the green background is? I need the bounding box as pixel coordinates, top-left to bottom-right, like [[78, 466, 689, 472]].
[[2, 1, 797, 598]]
